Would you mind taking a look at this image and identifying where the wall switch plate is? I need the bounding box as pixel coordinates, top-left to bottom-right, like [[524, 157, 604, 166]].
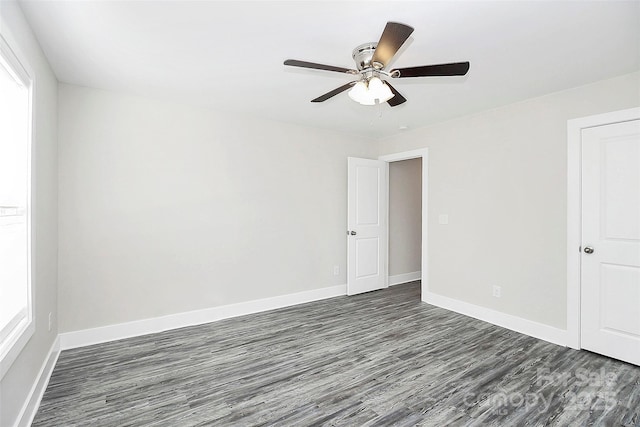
[[492, 285, 501, 298], [333, 265, 340, 276], [48, 312, 53, 331], [438, 214, 449, 225]]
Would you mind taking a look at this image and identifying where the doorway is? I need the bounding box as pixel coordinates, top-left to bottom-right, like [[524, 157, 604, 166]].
[[388, 158, 422, 295], [346, 149, 428, 298], [380, 148, 429, 300]]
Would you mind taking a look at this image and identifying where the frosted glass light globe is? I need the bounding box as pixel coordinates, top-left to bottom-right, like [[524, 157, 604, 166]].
[[367, 77, 394, 103]]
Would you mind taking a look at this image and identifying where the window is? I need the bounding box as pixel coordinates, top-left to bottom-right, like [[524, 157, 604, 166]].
[[0, 34, 33, 378]]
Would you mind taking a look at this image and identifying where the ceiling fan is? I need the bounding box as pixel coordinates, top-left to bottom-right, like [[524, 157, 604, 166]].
[[284, 22, 470, 107]]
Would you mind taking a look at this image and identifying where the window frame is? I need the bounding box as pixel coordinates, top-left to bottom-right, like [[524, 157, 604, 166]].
[[0, 32, 35, 380]]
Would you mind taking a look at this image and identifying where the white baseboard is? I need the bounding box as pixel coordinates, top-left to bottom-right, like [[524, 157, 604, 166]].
[[60, 284, 347, 350], [423, 291, 568, 347], [389, 271, 421, 286], [14, 336, 60, 427]]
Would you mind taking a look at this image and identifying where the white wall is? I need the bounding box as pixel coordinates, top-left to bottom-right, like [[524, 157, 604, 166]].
[[58, 84, 377, 333], [379, 72, 640, 329], [0, 2, 58, 426], [389, 158, 422, 277]]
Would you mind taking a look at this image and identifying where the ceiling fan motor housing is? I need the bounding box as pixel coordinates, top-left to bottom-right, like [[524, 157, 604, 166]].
[[352, 43, 379, 71]]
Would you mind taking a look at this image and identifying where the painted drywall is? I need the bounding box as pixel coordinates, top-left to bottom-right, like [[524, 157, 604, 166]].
[[57, 84, 376, 333], [379, 72, 640, 329], [0, 1, 58, 426], [389, 158, 422, 276]]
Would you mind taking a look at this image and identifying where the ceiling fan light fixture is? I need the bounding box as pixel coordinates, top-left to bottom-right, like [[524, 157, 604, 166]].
[[348, 80, 375, 105], [348, 78, 393, 106]]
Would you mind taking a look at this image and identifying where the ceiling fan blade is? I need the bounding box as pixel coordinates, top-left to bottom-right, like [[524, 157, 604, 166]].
[[385, 82, 407, 107], [311, 81, 356, 103], [284, 59, 357, 74], [392, 62, 470, 78], [371, 22, 414, 69]]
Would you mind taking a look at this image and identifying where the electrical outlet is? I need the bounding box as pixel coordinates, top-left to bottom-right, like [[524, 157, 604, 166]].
[[48, 312, 52, 331], [492, 285, 501, 298], [333, 265, 340, 276]]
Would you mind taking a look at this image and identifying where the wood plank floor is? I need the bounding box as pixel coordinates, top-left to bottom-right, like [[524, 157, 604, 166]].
[[33, 282, 640, 426]]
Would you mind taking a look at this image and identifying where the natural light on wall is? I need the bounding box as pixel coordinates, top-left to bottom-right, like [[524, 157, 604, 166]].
[[0, 35, 32, 378]]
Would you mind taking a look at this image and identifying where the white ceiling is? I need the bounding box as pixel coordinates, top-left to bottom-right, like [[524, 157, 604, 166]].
[[18, 0, 640, 139]]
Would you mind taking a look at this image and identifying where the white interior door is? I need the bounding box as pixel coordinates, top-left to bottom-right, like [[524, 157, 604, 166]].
[[347, 157, 388, 295], [581, 119, 640, 366]]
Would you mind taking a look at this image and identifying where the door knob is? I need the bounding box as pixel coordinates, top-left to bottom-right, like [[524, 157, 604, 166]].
[[583, 246, 594, 254], [350, 231, 357, 236]]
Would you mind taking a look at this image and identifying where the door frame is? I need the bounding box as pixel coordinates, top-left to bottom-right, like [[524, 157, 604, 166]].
[[379, 148, 429, 300], [566, 107, 640, 349]]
